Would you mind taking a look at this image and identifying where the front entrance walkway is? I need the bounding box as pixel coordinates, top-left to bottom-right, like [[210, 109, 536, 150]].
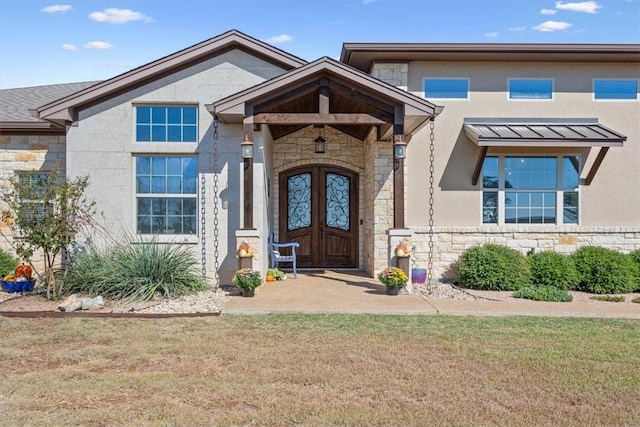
[[223, 270, 438, 315]]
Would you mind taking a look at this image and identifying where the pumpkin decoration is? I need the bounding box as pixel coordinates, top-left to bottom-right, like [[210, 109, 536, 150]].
[[15, 264, 32, 279], [237, 242, 251, 258], [266, 274, 275, 282], [4, 274, 15, 281], [395, 243, 410, 258]]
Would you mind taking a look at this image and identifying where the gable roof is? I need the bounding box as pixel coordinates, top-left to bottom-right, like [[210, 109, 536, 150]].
[[341, 43, 640, 73], [208, 56, 442, 140], [0, 81, 100, 133], [36, 29, 308, 126]]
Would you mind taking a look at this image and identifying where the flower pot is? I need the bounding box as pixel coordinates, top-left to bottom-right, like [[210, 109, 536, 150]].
[[386, 286, 400, 296], [242, 288, 255, 297], [411, 268, 427, 284], [1, 278, 36, 293]]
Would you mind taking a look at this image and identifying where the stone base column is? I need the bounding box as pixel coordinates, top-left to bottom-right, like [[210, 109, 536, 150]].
[[388, 228, 413, 292], [235, 229, 261, 273]]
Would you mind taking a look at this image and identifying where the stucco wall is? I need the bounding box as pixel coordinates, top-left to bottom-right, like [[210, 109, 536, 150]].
[[65, 49, 289, 285]]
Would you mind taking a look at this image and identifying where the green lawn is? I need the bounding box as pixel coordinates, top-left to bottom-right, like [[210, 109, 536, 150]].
[[1, 314, 639, 426]]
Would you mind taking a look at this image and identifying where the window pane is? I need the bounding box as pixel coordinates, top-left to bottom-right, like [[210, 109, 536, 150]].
[[136, 125, 151, 141], [482, 192, 497, 224], [137, 176, 150, 193], [509, 79, 553, 100], [137, 106, 151, 124], [563, 191, 579, 224], [288, 173, 312, 231], [594, 80, 638, 100], [152, 176, 165, 193], [424, 79, 468, 99], [167, 157, 182, 175], [167, 107, 182, 124], [138, 198, 151, 215], [183, 107, 197, 124], [151, 125, 166, 142], [152, 157, 166, 174], [183, 126, 197, 142], [482, 157, 498, 188], [167, 126, 182, 141], [505, 156, 556, 189], [151, 107, 166, 123], [563, 156, 580, 189], [326, 173, 350, 231]]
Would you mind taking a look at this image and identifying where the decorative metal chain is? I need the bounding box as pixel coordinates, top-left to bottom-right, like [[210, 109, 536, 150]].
[[201, 173, 206, 278], [427, 118, 435, 286], [212, 117, 221, 288]]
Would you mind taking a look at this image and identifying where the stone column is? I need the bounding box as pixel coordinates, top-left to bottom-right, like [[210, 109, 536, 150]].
[[388, 228, 413, 292]]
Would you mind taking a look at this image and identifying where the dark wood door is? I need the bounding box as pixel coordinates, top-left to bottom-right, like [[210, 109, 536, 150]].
[[280, 165, 358, 268]]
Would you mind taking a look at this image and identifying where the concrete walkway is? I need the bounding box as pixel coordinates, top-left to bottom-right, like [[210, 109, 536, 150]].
[[223, 270, 640, 318]]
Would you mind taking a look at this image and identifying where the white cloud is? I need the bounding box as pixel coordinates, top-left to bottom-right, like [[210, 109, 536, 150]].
[[61, 43, 78, 51], [41, 4, 72, 13], [266, 34, 293, 44], [541, 8, 557, 15], [89, 8, 153, 24], [485, 32, 498, 38], [84, 41, 114, 50], [534, 20, 573, 32], [555, 1, 602, 13], [509, 26, 527, 31]]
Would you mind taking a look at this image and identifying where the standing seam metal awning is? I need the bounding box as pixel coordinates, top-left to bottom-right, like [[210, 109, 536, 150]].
[[464, 118, 627, 185]]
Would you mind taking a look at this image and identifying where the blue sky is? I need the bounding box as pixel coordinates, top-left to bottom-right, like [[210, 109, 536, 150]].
[[0, 0, 638, 88]]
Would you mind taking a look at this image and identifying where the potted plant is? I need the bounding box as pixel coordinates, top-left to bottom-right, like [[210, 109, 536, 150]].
[[1, 263, 36, 293], [410, 245, 428, 285], [377, 266, 408, 295], [232, 268, 262, 297]]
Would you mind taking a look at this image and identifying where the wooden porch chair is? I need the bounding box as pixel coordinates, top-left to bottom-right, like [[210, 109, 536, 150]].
[[268, 232, 299, 278]]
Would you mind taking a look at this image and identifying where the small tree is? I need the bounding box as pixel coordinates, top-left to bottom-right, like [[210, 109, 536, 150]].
[[2, 169, 95, 299]]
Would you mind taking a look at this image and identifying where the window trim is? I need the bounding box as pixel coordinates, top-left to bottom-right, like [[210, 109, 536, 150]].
[[134, 103, 199, 143], [507, 78, 554, 102], [423, 77, 470, 101], [134, 155, 199, 237], [481, 154, 581, 226], [592, 78, 639, 102]]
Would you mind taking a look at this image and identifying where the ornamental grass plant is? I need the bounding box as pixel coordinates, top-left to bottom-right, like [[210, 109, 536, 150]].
[[64, 235, 209, 300]]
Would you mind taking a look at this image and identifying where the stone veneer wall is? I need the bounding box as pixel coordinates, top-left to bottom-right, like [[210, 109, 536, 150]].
[[0, 134, 66, 264], [371, 63, 408, 91], [409, 226, 640, 281]]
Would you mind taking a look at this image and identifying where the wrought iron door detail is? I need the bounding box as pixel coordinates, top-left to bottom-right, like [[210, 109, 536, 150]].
[[326, 173, 349, 231], [287, 173, 311, 231]]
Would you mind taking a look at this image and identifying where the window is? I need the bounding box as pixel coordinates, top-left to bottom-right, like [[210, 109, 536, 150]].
[[508, 79, 553, 100], [136, 105, 198, 142], [135, 156, 197, 234], [482, 155, 579, 225], [424, 78, 469, 99], [17, 171, 53, 220], [593, 79, 638, 100]]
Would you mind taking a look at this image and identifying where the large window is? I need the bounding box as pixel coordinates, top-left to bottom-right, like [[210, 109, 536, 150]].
[[424, 78, 469, 99], [135, 156, 197, 234], [16, 171, 53, 220], [508, 79, 553, 100], [482, 155, 579, 225], [136, 105, 198, 142], [593, 79, 638, 100]]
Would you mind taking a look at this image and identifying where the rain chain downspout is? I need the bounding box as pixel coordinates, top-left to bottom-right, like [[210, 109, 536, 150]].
[[427, 118, 435, 288]]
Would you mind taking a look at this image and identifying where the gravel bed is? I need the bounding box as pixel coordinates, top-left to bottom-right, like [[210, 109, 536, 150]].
[[135, 289, 233, 314], [414, 282, 478, 301]]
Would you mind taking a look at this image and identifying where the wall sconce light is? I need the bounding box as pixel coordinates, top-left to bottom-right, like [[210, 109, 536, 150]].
[[393, 136, 407, 159], [241, 134, 254, 159], [314, 136, 326, 154]]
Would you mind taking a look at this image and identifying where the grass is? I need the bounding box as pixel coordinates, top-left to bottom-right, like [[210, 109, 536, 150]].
[[1, 314, 639, 426]]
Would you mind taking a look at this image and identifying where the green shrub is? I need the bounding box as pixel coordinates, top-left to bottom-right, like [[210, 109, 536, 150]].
[[455, 244, 530, 291], [629, 249, 640, 291], [527, 251, 579, 290], [65, 236, 209, 300], [590, 295, 625, 302], [513, 285, 573, 302], [571, 246, 638, 294], [0, 248, 19, 277]]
